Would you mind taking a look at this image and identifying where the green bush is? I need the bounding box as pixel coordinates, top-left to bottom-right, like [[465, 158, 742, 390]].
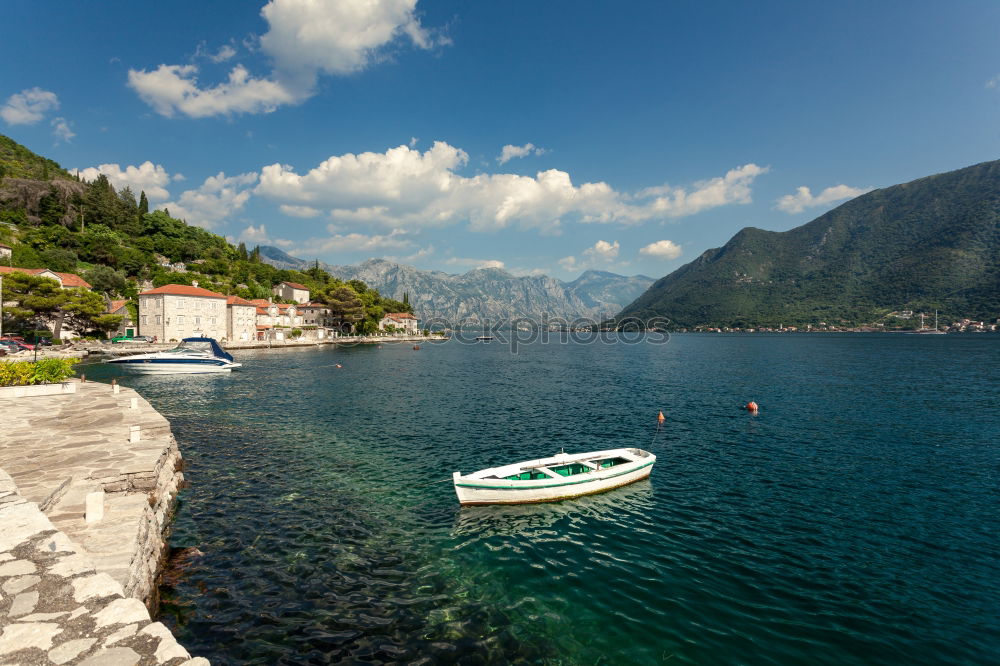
[[0, 358, 79, 386], [291, 328, 303, 338]]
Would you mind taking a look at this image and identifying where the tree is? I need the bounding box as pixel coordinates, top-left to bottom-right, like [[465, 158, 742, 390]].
[[138, 190, 149, 215], [83, 265, 128, 296], [237, 242, 248, 261], [326, 285, 364, 332], [1, 272, 120, 338]]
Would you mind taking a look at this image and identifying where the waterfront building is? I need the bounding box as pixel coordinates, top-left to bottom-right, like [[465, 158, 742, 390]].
[[138, 284, 227, 342], [299, 302, 333, 327], [251, 299, 303, 340], [106, 299, 136, 338], [273, 281, 310, 304], [0, 265, 92, 290], [226, 295, 257, 342], [379, 312, 419, 334]]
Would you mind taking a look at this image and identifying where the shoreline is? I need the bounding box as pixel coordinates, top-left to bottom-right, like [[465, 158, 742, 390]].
[[0, 379, 205, 664]]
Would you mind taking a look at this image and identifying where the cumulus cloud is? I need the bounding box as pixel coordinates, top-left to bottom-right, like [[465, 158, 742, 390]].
[[128, 0, 446, 118], [1, 87, 59, 125], [279, 204, 322, 218], [296, 229, 413, 254], [258, 142, 768, 232], [497, 143, 547, 164], [238, 224, 271, 243], [775, 183, 872, 214], [443, 257, 506, 270], [196, 42, 237, 63], [639, 240, 682, 260], [72, 161, 173, 201], [559, 240, 620, 273], [51, 117, 75, 143], [128, 64, 297, 118], [162, 171, 258, 228]]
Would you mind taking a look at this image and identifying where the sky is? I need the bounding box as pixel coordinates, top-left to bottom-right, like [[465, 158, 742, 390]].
[[2, 0, 1000, 280]]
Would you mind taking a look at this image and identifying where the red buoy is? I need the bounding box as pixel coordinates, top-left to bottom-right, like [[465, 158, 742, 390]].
[[657, 411, 666, 424], [746, 401, 759, 413]]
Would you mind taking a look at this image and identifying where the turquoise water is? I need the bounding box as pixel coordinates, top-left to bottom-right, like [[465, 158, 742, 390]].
[[86, 334, 1000, 664]]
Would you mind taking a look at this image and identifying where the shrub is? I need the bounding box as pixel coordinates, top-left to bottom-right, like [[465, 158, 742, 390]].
[[291, 328, 303, 338], [0, 358, 79, 386]]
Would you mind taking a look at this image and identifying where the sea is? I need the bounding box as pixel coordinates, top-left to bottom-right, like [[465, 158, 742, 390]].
[[85, 332, 1000, 665]]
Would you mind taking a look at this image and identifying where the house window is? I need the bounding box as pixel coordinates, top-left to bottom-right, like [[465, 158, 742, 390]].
[[141, 315, 148, 325], [194, 316, 201, 326], [155, 315, 162, 325], [177, 315, 185, 325]]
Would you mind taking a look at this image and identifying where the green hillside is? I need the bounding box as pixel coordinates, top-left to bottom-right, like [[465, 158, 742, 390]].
[[617, 160, 1000, 328], [0, 134, 410, 336]]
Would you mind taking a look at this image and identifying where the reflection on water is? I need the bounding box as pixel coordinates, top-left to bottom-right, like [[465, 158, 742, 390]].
[[452, 479, 654, 543]]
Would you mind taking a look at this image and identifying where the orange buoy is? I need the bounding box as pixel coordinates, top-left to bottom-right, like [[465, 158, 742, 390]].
[[335, 364, 343, 368], [746, 401, 759, 412], [657, 411, 666, 424]]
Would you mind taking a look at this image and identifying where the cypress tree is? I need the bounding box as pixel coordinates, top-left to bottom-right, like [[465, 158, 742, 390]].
[[139, 190, 149, 214]]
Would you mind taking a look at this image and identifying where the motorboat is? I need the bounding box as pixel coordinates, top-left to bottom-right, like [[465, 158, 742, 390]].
[[105, 337, 241, 374], [453, 447, 655, 505]]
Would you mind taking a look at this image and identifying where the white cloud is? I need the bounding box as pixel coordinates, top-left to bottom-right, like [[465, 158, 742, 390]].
[[584, 239, 619, 262], [497, 143, 547, 164], [279, 204, 322, 218], [639, 240, 682, 260], [128, 0, 446, 118], [71, 161, 173, 200], [558, 256, 580, 272], [256, 142, 768, 232], [1, 87, 59, 125], [444, 257, 506, 270], [296, 229, 413, 254], [162, 171, 258, 228], [775, 183, 872, 214], [987, 75, 999, 89], [238, 224, 271, 243], [127, 64, 297, 118], [51, 117, 74, 143]]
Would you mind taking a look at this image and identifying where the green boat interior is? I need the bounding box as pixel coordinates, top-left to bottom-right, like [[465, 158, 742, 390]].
[[501, 456, 631, 481]]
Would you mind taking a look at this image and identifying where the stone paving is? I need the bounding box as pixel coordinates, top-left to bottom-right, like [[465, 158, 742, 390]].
[[0, 469, 206, 665], [0, 380, 205, 664]]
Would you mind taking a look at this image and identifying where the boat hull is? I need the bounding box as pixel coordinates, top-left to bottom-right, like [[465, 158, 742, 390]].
[[106, 359, 240, 374], [454, 450, 655, 506]]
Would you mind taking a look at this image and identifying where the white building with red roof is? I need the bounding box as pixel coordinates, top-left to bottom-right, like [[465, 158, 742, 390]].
[[0, 265, 92, 290], [273, 281, 310, 304], [226, 295, 257, 342], [379, 312, 419, 334], [105, 299, 136, 338], [138, 283, 227, 342]]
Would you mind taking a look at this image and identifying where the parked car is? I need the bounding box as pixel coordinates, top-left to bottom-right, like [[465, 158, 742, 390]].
[[0, 339, 32, 352], [111, 335, 155, 343]]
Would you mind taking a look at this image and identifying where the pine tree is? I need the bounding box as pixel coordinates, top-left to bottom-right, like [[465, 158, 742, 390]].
[[139, 190, 149, 215], [237, 242, 248, 261]]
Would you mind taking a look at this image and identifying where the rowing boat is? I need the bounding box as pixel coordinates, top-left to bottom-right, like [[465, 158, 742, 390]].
[[453, 447, 655, 505]]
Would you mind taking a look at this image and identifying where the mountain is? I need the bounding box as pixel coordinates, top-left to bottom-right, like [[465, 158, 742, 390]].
[[258, 247, 654, 324], [617, 160, 1000, 328]]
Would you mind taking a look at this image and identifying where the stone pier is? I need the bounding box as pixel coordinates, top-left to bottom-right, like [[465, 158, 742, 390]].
[[0, 379, 204, 664]]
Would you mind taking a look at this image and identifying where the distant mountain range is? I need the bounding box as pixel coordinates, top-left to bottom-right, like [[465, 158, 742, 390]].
[[259, 246, 653, 324], [617, 159, 1000, 327]]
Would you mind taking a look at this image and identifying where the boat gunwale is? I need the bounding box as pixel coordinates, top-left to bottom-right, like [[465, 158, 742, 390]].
[[455, 456, 655, 491]]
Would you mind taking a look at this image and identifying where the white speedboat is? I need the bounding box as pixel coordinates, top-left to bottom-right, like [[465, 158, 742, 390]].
[[453, 447, 655, 505], [105, 337, 241, 374]]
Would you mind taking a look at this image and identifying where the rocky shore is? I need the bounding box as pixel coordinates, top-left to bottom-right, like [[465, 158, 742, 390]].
[[0, 380, 204, 665]]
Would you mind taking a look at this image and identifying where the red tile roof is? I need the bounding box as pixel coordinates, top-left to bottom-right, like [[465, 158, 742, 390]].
[[0, 266, 92, 289], [386, 312, 417, 319], [280, 281, 309, 290], [256, 325, 272, 330], [300, 302, 327, 308], [250, 299, 271, 307], [0, 243, 11, 249], [226, 295, 256, 306], [107, 299, 129, 313], [256, 307, 269, 315], [139, 284, 225, 298]]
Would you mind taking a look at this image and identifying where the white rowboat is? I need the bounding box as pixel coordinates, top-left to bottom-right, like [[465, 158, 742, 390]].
[[453, 447, 655, 505]]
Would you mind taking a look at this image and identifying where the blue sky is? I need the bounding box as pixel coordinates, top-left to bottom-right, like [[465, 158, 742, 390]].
[[3, 0, 999, 280]]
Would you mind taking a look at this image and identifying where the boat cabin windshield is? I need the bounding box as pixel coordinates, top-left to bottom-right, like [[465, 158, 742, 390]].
[[167, 341, 214, 355]]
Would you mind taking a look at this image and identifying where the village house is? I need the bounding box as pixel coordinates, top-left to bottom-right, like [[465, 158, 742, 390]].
[[106, 299, 136, 338], [298, 302, 332, 328], [0, 265, 92, 290], [0, 243, 11, 262], [226, 295, 257, 342], [379, 312, 419, 334], [138, 283, 227, 342], [0, 266, 93, 339], [250, 299, 303, 340], [273, 281, 310, 304]]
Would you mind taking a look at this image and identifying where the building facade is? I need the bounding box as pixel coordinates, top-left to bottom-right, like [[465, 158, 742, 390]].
[[106, 299, 136, 338], [226, 295, 257, 342], [273, 281, 310, 304], [138, 284, 227, 342], [379, 312, 419, 334]]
